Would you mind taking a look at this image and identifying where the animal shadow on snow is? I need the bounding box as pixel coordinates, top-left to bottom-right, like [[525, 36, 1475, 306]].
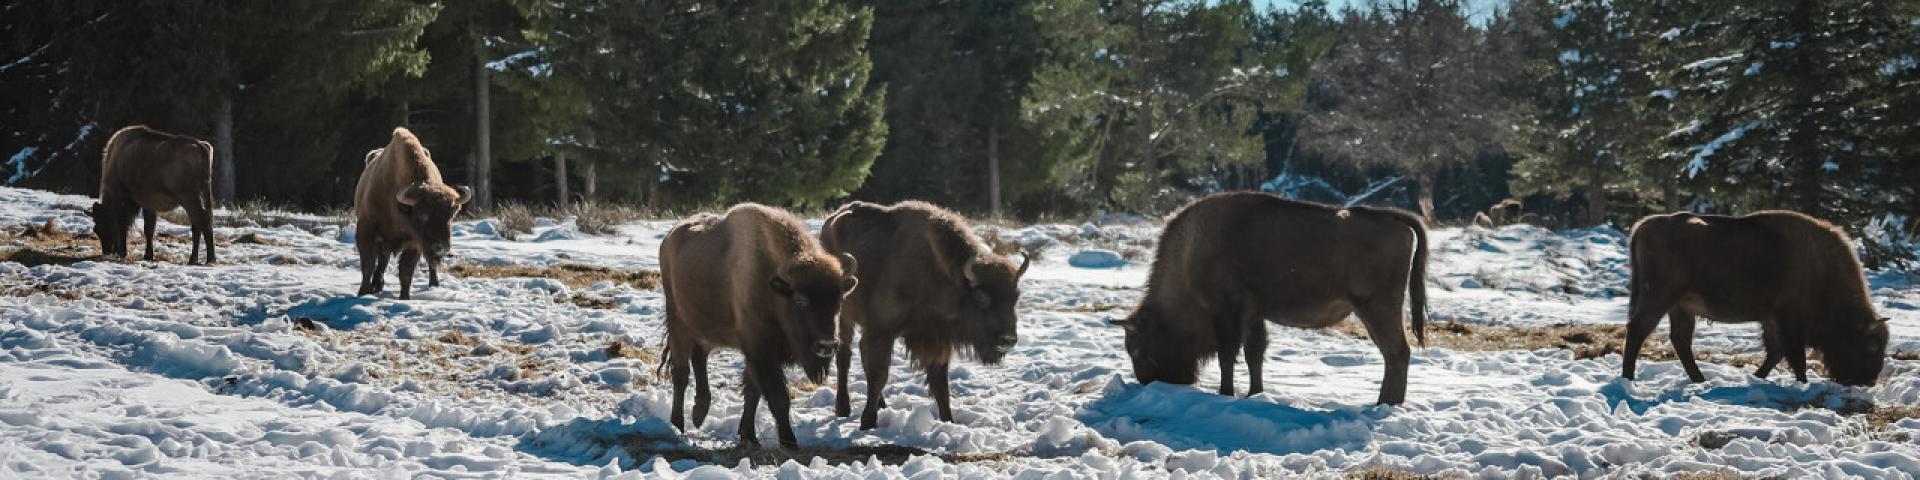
[[1598, 376, 1874, 416], [517, 416, 943, 470], [277, 295, 413, 330], [1076, 381, 1374, 456]]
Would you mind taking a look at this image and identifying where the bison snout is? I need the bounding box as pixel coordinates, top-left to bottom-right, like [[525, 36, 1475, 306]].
[[431, 245, 452, 258], [813, 340, 838, 358]]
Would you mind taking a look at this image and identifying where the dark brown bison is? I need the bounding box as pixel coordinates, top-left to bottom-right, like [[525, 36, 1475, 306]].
[[1623, 211, 1889, 386], [91, 125, 216, 264], [1112, 192, 1429, 405], [660, 204, 858, 449], [820, 201, 1029, 430], [353, 128, 470, 300], [1489, 198, 1523, 226]]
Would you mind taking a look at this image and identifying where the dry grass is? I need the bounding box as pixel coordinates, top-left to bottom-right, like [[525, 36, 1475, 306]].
[[1668, 472, 1742, 480], [605, 339, 656, 363], [1347, 467, 1440, 480], [448, 263, 660, 290], [1333, 320, 1683, 361], [493, 202, 538, 240], [1868, 405, 1920, 430], [566, 201, 645, 235]]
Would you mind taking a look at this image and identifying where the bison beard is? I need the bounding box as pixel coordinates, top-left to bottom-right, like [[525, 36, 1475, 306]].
[[1113, 192, 1429, 405], [660, 204, 857, 449], [821, 201, 1030, 430], [92, 125, 217, 265], [1622, 211, 1889, 386]]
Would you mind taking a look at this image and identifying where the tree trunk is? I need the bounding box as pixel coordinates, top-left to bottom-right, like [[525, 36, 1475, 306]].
[[214, 92, 235, 204], [987, 124, 1002, 219], [1662, 176, 1680, 212], [1416, 171, 1436, 221], [472, 35, 493, 211], [1585, 164, 1606, 227], [554, 150, 568, 205], [584, 162, 597, 199]]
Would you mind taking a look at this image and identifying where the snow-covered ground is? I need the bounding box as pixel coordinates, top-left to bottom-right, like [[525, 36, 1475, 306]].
[[2, 186, 1918, 478]]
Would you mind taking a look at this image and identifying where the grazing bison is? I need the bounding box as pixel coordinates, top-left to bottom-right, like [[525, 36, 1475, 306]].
[[1623, 211, 1889, 386], [820, 201, 1029, 430], [1112, 192, 1429, 404], [352, 128, 470, 300], [91, 125, 216, 264], [660, 204, 858, 449]]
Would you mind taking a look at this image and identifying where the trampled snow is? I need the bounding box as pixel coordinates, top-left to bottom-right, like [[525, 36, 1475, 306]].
[[1, 186, 1917, 478]]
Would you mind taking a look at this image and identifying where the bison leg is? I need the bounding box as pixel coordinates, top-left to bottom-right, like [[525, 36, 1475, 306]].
[[858, 333, 893, 430], [928, 356, 953, 423], [751, 361, 799, 450], [1754, 328, 1783, 378], [1782, 329, 1809, 383], [1244, 320, 1269, 396], [1214, 317, 1243, 397], [397, 249, 421, 300], [197, 187, 215, 265], [669, 341, 691, 432], [355, 241, 380, 296], [834, 324, 856, 418], [426, 255, 440, 287], [141, 209, 157, 262], [1622, 290, 1679, 381], [1357, 301, 1411, 405], [737, 369, 762, 448], [1667, 309, 1706, 382], [690, 345, 712, 427]]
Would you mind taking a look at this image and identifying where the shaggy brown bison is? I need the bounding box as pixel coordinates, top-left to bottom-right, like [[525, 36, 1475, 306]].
[[1112, 192, 1429, 405], [820, 201, 1029, 430], [1623, 211, 1889, 386], [91, 125, 216, 264], [353, 128, 470, 300], [660, 204, 858, 449]]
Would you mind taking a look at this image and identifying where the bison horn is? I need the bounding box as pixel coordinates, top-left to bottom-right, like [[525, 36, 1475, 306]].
[[963, 257, 981, 288], [1016, 253, 1032, 279], [1106, 317, 1132, 329], [395, 184, 420, 207], [838, 253, 858, 277], [455, 185, 473, 205]]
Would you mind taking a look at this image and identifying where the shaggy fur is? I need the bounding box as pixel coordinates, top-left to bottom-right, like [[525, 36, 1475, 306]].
[[92, 125, 216, 265], [352, 128, 469, 300], [1623, 211, 1888, 386], [660, 203, 858, 449], [1115, 192, 1430, 405], [821, 201, 1029, 430]]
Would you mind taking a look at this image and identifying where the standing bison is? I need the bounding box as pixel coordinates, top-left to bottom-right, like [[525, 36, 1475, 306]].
[[353, 128, 470, 300], [821, 201, 1028, 430], [1623, 211, 1888, 386], [660, 204, 858, 449], [1113, 192, 1429, 405], [92, 125, 216, 265]]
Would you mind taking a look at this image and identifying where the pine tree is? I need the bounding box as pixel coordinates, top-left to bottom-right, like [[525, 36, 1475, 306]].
[[521, 0, 886, 208], [1299, 0, 1510, 220]]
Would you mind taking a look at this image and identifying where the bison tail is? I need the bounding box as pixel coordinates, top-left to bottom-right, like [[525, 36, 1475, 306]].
[[1392, 211, 1429, 347]]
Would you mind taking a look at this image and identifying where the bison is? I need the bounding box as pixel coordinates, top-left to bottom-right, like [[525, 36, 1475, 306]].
[[660, 204, 858, 449], [1112, 192, 1429, 405], [1623, 211, 1889, 386], [820, 201, 1029, 430], [91, 125, 216, 265], [352, 128, 470, 300]]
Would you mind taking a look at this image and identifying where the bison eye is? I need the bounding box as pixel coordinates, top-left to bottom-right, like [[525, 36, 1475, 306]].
[[794, 295, 810, 308]]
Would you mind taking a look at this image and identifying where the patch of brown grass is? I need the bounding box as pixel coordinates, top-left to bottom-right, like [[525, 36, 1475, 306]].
[[1346, 467, 1439, 480], [1868, 405, 1920, 430], [449, 263, 660, 291], [606, 339, 655, 362], [1668, 472, 1742, 480], [567, 201, 644, 235], [493, 202, 538, 240], [439, 330, 478, 346], [1333, 320, 1682, 360]]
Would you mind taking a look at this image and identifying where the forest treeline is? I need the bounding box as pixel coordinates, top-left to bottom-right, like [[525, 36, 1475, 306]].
[[3, 0, 1918, 264]]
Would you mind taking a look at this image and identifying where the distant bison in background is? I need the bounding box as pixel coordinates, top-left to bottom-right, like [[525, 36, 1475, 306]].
[[1623, 211, 1889, 386], [660, 204, 858, 449], [1113, 192, 1429, 405], [1473, 198, 1525, 228], [821, 201, 1029, 430], [352, 128, 470, 300], [92, 125, 216, 265]]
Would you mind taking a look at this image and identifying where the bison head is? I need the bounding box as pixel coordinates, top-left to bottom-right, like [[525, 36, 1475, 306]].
[[771, 253, 858, 383], [395, 182, 471, 259], [88, 201, 130, 258], [1112, 306, 1199, 386], [960, 253, 1030, 364], [1820, 317, 1889, 386]]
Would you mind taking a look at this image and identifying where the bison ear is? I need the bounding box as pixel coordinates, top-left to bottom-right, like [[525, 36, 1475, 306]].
[[455, 185, 474, 205], [769, 276, 793, 296]]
